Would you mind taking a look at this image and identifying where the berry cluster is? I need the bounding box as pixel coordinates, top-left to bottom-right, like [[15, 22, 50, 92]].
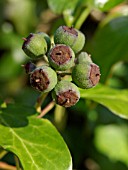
[[22, 26, 100, 107]]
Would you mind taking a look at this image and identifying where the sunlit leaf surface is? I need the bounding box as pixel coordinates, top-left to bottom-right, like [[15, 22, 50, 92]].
[[0, 105, 72, 170], [80, 84, 128, 119], [94, 125, 128, 165]]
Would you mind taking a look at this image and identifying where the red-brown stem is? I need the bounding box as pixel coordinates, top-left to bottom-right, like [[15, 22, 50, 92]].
[[37, 101, 55, 118], [0, 161, 17, 170], [22, 37, 27, 41]]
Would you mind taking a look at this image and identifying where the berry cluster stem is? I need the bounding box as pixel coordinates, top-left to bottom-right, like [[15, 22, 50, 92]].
[[37, 101, 55, 118], [0, 161, 17, 170], [35, 92, 48, 113], [14, 155, 21, 170], [0, 150, 8, 159], [75, 7, 91, 29], [54, 105, 66, 130], [57, 71, 71, 77]]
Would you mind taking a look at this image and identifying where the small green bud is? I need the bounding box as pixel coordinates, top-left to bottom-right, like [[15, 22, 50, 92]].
[[54, 26, 85, 53], [30, 65, 57, 92], [37, 32, 51, 51], [77, 52, 92, 64], [48, 44, 75, 71], [53, 80, 80, 107], [22, 33, 47, 59], [72, 63, 100, 89]]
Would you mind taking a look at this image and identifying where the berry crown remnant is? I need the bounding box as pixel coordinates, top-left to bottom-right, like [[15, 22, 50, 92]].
[[48, 44, 75, 71], [52, 80, 80, 107], [30, 65, 57, 93], [72, 62, 100, 89]]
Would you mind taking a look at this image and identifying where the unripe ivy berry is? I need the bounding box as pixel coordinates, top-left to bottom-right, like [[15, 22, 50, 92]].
[[30, 65, 57, 92], [22, 33, 47, 59], [54, 26, 85, 53], [77, 52, 92, 64], [72, 63, 100, 89], [48, 44, 75, 71], [37, 32, 51, 51], [53, 80, 80, 107]]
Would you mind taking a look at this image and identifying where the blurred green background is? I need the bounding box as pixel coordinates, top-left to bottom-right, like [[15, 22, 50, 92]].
[[0, 0, 128, 170]]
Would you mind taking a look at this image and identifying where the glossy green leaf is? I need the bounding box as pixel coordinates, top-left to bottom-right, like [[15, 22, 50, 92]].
[[94, 125, 128, 165], [0, 104, 72, 170], [47, 0, 82, 14], [87, 16, 128, 82], [92, 0, 125, 11], [80, 84, 128, 119]]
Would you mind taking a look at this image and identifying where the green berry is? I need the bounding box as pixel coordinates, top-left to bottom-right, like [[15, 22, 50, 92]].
[[52, 80, 80, 107], [54, 26, 85, 53], [30, 65, 57, 92], [22, 33, 47, 59], [77, 52, 92, 64], [37, 32, 51, 51], [48, 44, 75, 71], [72, 63, 100, 89]]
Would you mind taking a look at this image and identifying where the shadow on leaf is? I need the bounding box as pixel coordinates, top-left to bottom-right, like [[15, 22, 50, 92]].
[[0, 104, 37, 127]]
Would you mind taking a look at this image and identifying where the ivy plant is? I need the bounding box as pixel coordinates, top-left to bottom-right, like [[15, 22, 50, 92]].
[[0, 0, 128, 170]]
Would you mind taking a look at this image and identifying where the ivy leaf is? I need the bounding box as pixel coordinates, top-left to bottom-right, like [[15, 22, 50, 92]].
[[91, 0, 125, 11], [87, 16, 128, 82], [0, 104, 72, 170], [80, 84, 128, 119], [94, 125, 128, 165], [47, 0, 82, 14], [48, 0, 125, 15]]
